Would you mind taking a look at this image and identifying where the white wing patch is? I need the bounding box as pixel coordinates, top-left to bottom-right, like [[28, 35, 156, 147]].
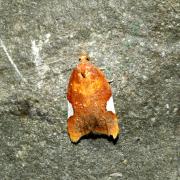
[[68, 100, 74, 118], [106, 96, 116, 113]]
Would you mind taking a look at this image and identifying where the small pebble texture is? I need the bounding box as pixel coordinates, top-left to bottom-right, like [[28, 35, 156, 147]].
[[0, 0, 179, 180]]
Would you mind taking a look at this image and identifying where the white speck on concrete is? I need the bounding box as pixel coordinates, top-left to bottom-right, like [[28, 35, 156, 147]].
[[142, 75, 148, 80], [110, 172, 123, 177], [151, 117, 156, 122], [140, 41, 145, 46], [166, 104, 169, 109], [44, 33, 51, 43], [161, 51, 166, 57], [173, 108, 178, 113]]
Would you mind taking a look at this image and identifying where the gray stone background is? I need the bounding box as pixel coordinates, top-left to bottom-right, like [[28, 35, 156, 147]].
[[0, 0, 179, 179]]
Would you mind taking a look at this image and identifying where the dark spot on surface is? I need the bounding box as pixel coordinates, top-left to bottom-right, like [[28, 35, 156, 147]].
[[10, 99, 31, 117], [135, 137, 141, 143]]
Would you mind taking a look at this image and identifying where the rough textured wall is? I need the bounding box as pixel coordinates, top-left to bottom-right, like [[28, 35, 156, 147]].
[[0, 0, 179, 179]]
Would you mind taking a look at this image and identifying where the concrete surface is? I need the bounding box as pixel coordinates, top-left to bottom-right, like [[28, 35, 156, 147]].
[[0, 0, 179, 179]]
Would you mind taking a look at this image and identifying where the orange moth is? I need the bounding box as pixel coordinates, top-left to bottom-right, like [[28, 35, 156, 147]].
[[67, 52, 120, 142]]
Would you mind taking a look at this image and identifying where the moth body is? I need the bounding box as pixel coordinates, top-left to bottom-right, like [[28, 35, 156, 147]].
[[67, 52, 120, 142]]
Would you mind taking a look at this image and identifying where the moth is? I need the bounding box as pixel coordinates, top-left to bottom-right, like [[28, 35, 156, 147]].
[[67, 52, 120, 142]]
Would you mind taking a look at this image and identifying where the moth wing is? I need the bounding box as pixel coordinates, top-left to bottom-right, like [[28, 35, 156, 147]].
[[106, 96, 116, 113], [67, 100, 74, 118]]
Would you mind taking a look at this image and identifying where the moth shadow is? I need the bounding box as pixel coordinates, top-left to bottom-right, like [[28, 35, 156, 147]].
[[73, 133, 119, 145]]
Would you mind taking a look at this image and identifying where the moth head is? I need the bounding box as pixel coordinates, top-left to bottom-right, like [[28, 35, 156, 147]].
[[79, 51, 90, 63]]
